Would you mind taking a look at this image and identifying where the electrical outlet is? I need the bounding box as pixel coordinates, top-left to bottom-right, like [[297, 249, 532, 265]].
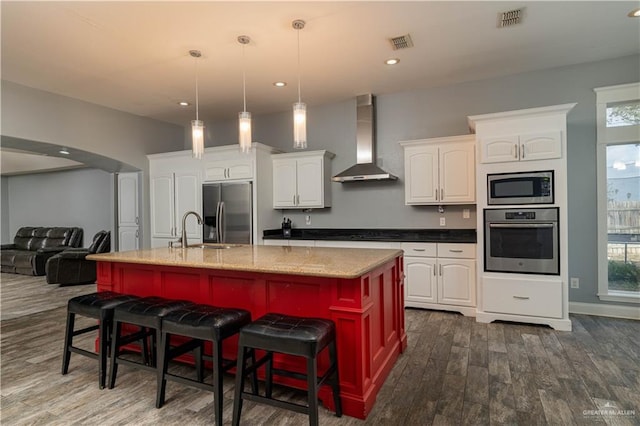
[[439, 217, 446, 227], [570, 277, 579, 289], [463, 209, 470, 219], [305, 215, 311, 225]]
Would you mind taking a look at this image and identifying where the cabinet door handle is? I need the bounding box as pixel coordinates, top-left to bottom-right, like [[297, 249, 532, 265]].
[[514, 144, 519, 159], [412, 248, 426, 252], [521, 143, 525, 159], [293, 195, 296, 205], [135, 230, 139, 238], [441, 188, 444, 200], [449, 249, 463, 253], [435, 189, 438, 201], [433, 267, 436, 276], [297, 194, 300, 205], [513, 295, 530, 300], [439, 264, 442, 276]]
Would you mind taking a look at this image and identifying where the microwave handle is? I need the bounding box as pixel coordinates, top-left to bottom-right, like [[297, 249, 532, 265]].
[[489, 223, 555, 229]]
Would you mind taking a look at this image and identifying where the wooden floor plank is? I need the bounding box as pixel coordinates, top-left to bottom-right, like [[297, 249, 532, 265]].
[[2, 273, 640, 425]]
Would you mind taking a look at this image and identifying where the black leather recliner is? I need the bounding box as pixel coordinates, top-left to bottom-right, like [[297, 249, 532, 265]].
[[46, 231, 111, 286]]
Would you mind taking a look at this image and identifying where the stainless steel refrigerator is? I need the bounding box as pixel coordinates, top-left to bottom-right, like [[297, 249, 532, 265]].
[[202, 182, 252, 244]]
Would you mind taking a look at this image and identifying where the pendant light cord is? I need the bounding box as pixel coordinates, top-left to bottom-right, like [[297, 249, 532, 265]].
[[296, 27, 301, 104], [242, 43, 247, 112], [195, 56, 199, 121]]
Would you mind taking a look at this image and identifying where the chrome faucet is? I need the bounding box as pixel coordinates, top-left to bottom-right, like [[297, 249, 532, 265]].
[[180, 211, 203, 248]]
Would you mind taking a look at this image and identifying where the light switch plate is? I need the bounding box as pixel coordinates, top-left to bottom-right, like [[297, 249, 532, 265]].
[[440, 217, 446, 226], [463, 209, 470, 219], [570, 277, 579, 289], [305, 215, 311, 225]]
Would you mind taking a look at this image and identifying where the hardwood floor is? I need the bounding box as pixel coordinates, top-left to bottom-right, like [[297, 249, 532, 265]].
[[1, 273, 638, 425]]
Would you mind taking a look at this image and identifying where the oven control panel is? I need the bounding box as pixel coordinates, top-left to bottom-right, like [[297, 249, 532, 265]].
[[505, 211, 536, 220]]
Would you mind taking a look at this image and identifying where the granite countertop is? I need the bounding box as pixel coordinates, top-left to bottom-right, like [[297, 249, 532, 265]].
[[263, 228, 477, 243], [87, 245, 403, 279]]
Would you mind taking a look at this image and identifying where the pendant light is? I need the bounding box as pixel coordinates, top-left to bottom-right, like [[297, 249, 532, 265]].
[[238, 36, 252, 153], [292, 19, 307, 149], [190, 49, 204, 159]]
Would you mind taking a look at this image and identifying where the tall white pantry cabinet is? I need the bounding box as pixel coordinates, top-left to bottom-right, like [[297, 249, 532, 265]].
[[469, 103, 576, 331]]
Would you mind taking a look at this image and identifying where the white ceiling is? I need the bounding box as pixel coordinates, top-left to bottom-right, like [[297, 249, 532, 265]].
[[1, 1, 639, 174]]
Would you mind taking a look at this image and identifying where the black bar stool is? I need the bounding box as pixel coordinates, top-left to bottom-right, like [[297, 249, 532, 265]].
[[232, 313, 342, 426], [156, 303, 254, 426], [62, 291, 140, 389], [108, 296, 195, 390]]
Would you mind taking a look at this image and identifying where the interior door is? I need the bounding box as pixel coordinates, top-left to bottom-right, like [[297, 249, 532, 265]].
[[117, 172, 140, 251]]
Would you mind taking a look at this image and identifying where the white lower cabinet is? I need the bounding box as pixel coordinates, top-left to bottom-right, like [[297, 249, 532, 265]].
[[403, 242, 476, 316]]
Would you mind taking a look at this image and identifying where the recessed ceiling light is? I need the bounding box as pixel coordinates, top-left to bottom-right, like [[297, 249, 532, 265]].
[[273, 82, 287, 87], [178, 101, 190, 106], [59, 148, 70, 155], [628, 8, 640, 17], [385, 58, 400, 65]]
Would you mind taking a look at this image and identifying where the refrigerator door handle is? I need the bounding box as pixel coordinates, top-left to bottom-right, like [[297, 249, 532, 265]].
[[215, 201, 222, 243], [218, 201, 226, 243]]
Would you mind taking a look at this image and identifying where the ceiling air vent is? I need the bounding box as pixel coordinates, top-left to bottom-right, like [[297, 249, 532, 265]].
[[389, 34, 413, 50], [497, 8, 524, 28]]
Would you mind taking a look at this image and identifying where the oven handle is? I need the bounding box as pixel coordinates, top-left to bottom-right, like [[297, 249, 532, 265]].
[[489, 223, 555, 229]]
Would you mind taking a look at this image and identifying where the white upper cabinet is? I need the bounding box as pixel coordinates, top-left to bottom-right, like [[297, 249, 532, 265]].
[[399, 135, 475, 205], [480, 131, 562, 163], [204, 157, 253, 181], [272, 150, 334, 209]]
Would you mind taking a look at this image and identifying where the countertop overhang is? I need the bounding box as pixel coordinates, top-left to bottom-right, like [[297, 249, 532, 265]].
[[263, 228, 477, 243], [88, 245, 403, 279]]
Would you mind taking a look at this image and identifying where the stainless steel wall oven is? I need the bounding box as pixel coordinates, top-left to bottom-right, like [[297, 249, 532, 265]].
[[484, 207, 559, 275]]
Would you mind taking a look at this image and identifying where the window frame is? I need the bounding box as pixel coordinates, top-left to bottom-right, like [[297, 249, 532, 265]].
[[594, 82, 640, 303]]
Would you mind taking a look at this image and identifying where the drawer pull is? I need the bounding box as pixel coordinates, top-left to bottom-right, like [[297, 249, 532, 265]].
[[412, 248, 426, 252], [513, 296, 530, 300], [449, 249, 463, 253]]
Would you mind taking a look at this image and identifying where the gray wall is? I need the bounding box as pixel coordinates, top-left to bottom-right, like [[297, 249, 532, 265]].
[[207, 54, 640, 306], [1, 81, 186, 247], [1, 176, 9, 244], [4, 168, 112, 246]]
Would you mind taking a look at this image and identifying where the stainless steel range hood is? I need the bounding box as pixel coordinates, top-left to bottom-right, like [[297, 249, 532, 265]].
[[332, 94, 397, 182]]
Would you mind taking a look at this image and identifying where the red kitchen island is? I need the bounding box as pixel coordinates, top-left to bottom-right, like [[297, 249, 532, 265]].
[[88, 244, 406, 419]]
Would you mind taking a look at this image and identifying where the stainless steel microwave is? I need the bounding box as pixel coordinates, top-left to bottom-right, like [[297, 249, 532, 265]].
[[487, 171, 554, 205]]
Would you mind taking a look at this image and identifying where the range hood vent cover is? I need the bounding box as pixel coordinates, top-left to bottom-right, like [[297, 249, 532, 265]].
[[332, 94, 398, 183]]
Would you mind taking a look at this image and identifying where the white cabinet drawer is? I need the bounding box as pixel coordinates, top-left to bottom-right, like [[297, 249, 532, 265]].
[[437, 243, 475, 259], [400, 242, 437, 257], [483, 276, 562, 318]]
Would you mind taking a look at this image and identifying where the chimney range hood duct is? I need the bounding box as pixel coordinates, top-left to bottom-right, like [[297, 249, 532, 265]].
[[332, 94, 397, 182]]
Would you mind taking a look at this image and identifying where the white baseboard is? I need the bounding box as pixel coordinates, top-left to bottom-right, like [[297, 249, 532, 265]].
[[569, 301, 640, 320]]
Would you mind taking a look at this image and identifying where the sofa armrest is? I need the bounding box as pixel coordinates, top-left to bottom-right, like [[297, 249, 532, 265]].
[[57, 249, 92, 260], [36, 246, 68, 255], [1, 244, 16, 250]]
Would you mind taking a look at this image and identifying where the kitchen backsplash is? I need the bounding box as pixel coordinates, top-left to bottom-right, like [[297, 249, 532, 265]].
[[276, 204, 477, 230]]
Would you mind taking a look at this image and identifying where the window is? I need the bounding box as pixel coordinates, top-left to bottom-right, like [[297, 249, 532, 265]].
[[595, 83, 640, 303]]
